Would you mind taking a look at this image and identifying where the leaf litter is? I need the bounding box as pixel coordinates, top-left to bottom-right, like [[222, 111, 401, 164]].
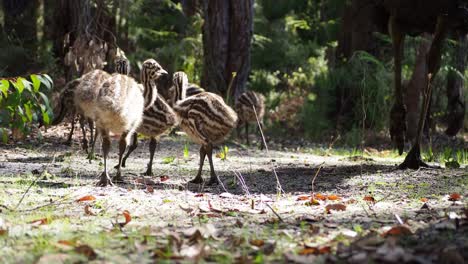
[[0, 125, 467, 263]]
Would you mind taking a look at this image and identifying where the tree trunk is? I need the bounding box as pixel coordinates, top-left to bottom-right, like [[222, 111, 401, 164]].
[[200, 0, 253, 102], [445, 32, 467, 137], [404, 36, 430, 141]]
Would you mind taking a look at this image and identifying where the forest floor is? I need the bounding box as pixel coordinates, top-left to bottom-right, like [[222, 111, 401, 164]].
[[0, 124, 467, 263]]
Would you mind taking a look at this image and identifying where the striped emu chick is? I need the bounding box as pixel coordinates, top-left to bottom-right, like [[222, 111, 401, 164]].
[[52, 70, 111, 152], [172, 72, 238, 184], [117, 59, 177, 176], [234, 91, 265, 147], [158, 72, 205, 107]]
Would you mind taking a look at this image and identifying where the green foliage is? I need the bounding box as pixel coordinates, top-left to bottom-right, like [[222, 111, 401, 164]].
[[162, 156, 175, 164], [217, 146, 229, 161], [128, 0, 203, 82], [183, 142, 189, 159], [0, 74, 53, 142], [301, 51, 392, 141]]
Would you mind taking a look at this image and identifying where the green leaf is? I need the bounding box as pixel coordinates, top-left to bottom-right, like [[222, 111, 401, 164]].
[[162, 156, 175, 164], [1, 128, 8, 144], [13, 78, 25, 94], [42, 74, 53, 89], [0, 79, 9, 97], [38, 92, 51, 109], [20, 78, 33, 93], [30, 74, 41, 92], [42, 110, 50, 125], [24, 103, 33, 122], [183, 142, 189, 159], [37, 75, 51, 90]]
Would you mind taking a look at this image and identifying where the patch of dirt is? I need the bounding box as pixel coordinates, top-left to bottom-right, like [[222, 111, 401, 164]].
[[0, 124, 466, 263]]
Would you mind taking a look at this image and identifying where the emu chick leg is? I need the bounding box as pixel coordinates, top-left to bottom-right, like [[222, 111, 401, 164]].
[[97, 130, 113, 186], [144, 137, 158, 176], [189, 145, 207, 184]]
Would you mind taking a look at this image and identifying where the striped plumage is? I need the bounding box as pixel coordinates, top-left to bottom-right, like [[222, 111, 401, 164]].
[[185, 83, 205, 97], [234, 91, 265, 147], [114, 56, 131, 76], [117, 59, 177, 176], [172, 72, 238, 184]]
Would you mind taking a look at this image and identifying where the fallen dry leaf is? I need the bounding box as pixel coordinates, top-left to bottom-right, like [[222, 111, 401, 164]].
[[420, 197, 428, 203], [327, 194, 341, 201], [146, 186, 154, 193], [135, 177, 156, 185], [29, 218, 49, 225], [382, 225, 412, 237], [75, 244, 97, 260], [250, 239, 265, 247], [363, 195, 375, 203], [122, 210, 132, 225], [325, 204, 347, 213], [448, 193, 461, 201], [298, 246, 331, 255], [297, 195, 310, 201], [195, 193, 204, 197], [57, 240, 75, 247], [160, 175, 169, 182], [314, 193, 327, 201], [76, 195, 96, 202]]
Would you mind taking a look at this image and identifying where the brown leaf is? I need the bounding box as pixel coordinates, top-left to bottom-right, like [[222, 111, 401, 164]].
[[29, 218, 49, 225], [382, 225, 412, 237], [420, 197, 428, 203], [314, 193, 327, 201], [250, 239, 265, 247], [327, 194, 341, 201], [297, 195, 310, 201], [146, 186, 154, 193], [76, 195, 96, 202], [298, 246, 331, 255], [136, 177, 156, 185], [57, 240, 75, 246], [195, 193, 204, 197], [448, 193, 461, 201], [363, 195, 375, 203], [122, 210, 132, 225], [75, 245, 97, 260], [84, 205, 96, 216], [325, 204, 347, 213], [160, 175, 170, 182]]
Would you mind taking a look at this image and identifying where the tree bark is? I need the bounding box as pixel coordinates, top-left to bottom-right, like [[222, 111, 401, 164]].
[[445, 32, 467, 137], [200, 0, 253, 102]]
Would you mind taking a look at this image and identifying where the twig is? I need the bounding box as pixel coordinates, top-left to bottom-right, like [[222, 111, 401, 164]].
[[311, 162, 325, 199], [253, 105, 284, 196], [0, 204, 12, 211], [14, 153, 57, 210], [265, 203, 284, 222]]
